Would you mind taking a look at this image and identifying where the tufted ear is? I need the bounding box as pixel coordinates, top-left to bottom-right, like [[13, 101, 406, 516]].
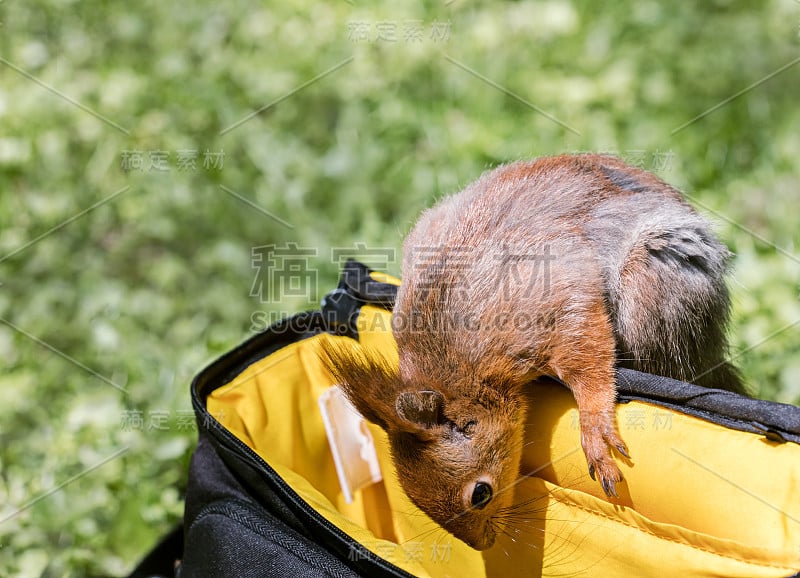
[[316, 337, 400, 432], [395, 390, 445, 430]]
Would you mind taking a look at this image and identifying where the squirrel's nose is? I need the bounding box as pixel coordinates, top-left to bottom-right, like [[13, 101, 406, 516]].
[[464, 526, 496, 551]]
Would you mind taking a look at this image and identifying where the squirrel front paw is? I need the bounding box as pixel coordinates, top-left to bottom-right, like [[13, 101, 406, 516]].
[[580, 411, 629, 498]]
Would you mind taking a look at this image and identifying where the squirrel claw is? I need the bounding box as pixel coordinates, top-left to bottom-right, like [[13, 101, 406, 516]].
[[601, 476, 619, 498], [579, 410, 628, 497], [586, 454, 624, 498]]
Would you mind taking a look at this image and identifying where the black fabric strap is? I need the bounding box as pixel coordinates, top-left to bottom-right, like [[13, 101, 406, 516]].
[[340, 259, 398, 306], [617, 368, 800, 444]]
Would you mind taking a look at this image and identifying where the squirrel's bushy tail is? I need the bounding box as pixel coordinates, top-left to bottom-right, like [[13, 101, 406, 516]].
[[609, 223, 746, 394]]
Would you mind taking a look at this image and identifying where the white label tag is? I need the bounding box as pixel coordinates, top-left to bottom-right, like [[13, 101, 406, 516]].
[[318, 385, 383, 503]]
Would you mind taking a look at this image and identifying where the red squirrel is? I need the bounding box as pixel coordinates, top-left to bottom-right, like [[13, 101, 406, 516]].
[[320, 154, 744, 550]]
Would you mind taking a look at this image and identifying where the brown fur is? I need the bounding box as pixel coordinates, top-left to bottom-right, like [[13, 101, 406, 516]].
[[319, 154, 744, 550]]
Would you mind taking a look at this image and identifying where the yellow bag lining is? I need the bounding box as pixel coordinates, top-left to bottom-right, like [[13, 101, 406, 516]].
[[208, 304, 800, 577], [209, 335, 483, 578]]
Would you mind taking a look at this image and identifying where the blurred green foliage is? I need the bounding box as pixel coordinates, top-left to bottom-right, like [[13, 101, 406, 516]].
[[0, 0, 798, 575]]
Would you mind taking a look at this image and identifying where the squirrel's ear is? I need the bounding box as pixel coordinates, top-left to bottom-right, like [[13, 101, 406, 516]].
[[316, 337, 398, 432], [395, 390, 445, 430]]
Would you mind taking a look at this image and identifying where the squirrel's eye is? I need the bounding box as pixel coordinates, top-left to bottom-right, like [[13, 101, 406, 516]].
[[459, 420, 477, 437], [471, 482, 493, 509]]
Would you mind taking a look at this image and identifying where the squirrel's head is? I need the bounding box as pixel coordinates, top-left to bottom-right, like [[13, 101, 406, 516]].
[[318, 338, 527, 550], [389, 388, 526, 550]]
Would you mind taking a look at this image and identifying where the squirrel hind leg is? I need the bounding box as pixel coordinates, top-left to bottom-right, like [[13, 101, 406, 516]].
[[611, 225, 746, 394]]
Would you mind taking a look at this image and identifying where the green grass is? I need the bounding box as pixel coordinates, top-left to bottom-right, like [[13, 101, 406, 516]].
[[1, 0, 799, 575]]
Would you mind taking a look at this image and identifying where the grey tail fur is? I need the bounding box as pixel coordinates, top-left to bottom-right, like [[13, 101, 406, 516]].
[[610, 225, 746, 395]]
